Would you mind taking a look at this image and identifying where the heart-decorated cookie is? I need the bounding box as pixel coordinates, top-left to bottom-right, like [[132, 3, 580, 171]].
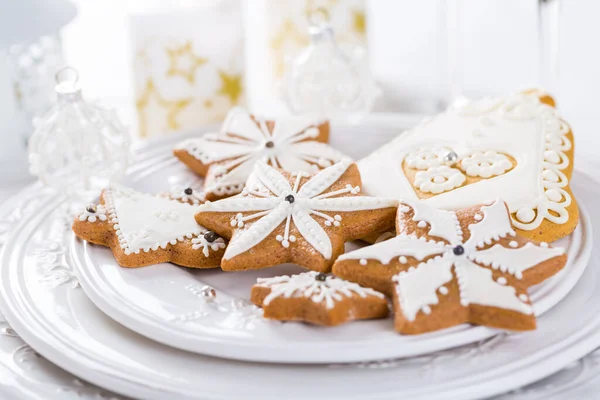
[[333, 199, 567, 334], [174, 107, 346, 200], [357, 92, 577, 242], [72, 185, 226, 268]]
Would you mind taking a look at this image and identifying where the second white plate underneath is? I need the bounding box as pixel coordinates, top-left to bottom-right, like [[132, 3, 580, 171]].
[[1, 172, 600, 400]]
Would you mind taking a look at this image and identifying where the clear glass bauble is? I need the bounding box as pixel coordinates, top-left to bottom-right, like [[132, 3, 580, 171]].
[[6, 34, 65, 142], [283, 10, 380, 122], [28, 67, 130, 200]]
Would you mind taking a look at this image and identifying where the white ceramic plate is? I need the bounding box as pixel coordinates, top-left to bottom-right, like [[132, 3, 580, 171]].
[[0, 171, 598, 400], [70, 129, 590, 363], [0, 124, 599, 400]]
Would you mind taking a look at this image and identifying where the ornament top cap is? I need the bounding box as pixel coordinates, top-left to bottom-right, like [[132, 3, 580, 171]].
[[307, 7, 334, 40], [55, 66, 81, 95]]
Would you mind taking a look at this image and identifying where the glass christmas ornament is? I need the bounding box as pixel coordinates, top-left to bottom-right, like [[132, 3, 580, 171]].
[[28, 67, 130, 200], [283, 8, 379, 122], [7, 34, 66, 142]]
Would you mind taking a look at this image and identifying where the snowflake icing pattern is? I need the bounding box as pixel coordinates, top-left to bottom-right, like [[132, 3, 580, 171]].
[[177, 108, 345, 196], [339, 199, 565, 325], [257, 271, 384, 310], [198, 159, 398, 261]]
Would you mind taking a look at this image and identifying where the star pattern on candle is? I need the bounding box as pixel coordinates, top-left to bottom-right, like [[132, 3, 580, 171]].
[[217, 70, 243, 105], [166, 41, 208, 84], [136, 79, 192, 137], [352, 10, 366, 36]]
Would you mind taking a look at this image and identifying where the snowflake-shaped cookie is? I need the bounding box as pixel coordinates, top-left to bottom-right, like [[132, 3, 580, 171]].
[[195, 159, 398, 272], [174, 107, 346, 200], [333, 199, 567, 334], [251, 271, 388, 326], [72, 185, 227, 268]]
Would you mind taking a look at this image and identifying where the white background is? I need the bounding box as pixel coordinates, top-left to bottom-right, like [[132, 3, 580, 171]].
[[59, 0, 600, 161]]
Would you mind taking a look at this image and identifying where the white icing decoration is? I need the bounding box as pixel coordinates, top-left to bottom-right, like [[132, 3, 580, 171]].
[[417, 221, 427, 228], [404, 147, 451, 170], [464, 200, 516, 249], [457, 258, 532, 314], [175, 108, 345, 196], [439, 286, 449, 295], [191, 234, 226, 257], [469, 242, 564, 279], [359, 259, 367, 265], [169, 186, 206, 205], [339, 234, 446, 265], [402, 200, 463, 245], [342, 199, 564, 322], [256, 271, 384, 310], [102, 184, 214, 255], [357, 93, 573, 232], [519, 294, 529, 302], [78, 205, 107, 223], [394, 257, 454, 320], [460, 151, 512, 178], [398, 205, 410, 213], [509, 241, 519, 248], [545, 189, 562, 202], [414, 166, 466, 194], [197, 159, 398, 260], [399, 256, 407, 264], [474, 214, 482, 221], [516, 208, 536, 223]]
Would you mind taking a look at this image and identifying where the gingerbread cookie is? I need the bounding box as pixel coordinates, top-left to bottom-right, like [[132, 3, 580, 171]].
[[195, 159, 398, 273], [251, 271, 389, 326], [72, 185, 226, 268], [357, 92, 577, 242], [174, 107, 345, 200], [333, 199, 567, 333]]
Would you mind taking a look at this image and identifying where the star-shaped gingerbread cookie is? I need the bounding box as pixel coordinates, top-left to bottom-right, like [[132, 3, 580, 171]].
[[251, 271, 389, 326], [72, 185, 226, 268], [195, 159, 399, 272], [174, 107, 345, 200], [333, 199, 567, 334]]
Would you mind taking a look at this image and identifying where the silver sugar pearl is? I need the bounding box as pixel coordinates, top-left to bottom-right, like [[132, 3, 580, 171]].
[[200, 285, 217, 301], [86, 203, 97, 213], [443, 151, 459, 165]]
